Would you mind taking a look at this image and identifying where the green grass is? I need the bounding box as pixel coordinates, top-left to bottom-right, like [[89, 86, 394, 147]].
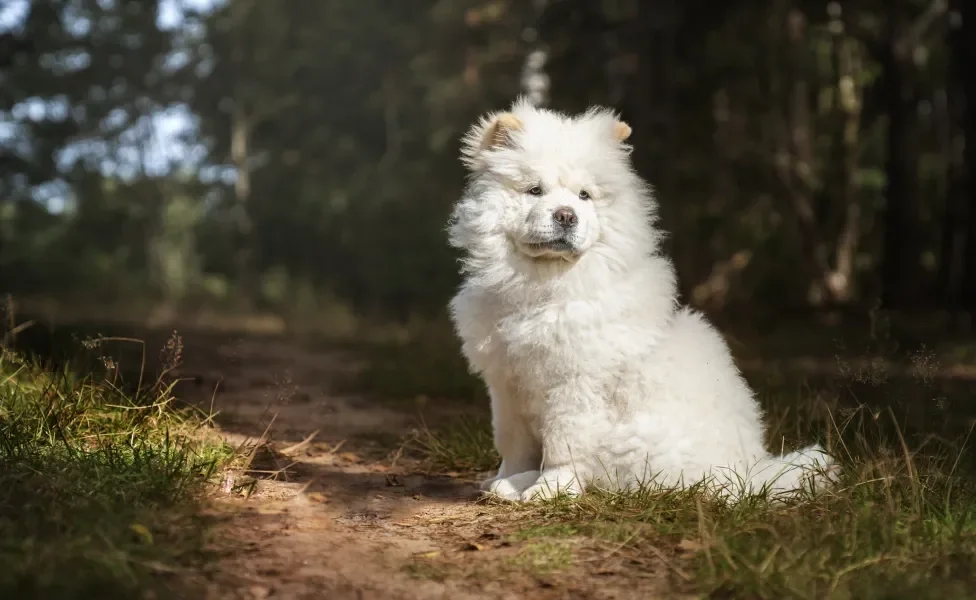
[[419, 401, 976, 598], [407, 416, 498, 473], [524, 448, 976, 599], [506, 540, 575, 574], [0, 343, 235, 599]]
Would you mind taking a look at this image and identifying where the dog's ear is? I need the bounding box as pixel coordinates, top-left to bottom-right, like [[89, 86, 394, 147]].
[[612, 120, 632, 142], [480, 113, 523, 149], [461, 112, 523, 170], [579, 106, 633, 148]]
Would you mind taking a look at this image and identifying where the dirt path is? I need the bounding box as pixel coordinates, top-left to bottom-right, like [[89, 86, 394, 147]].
[[172, 336, 670, 600]]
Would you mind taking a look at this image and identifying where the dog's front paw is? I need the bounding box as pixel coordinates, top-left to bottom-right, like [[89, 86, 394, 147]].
[[482, 470, 540, 502], [520, 471, 583, 502]]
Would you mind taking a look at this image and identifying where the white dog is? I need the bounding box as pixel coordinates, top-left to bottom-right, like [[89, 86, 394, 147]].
[[448, 99, 836, 503]]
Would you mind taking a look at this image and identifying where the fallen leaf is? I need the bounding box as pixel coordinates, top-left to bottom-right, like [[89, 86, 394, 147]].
[[675, 539, 703, 553], [338, 452, 362, 464], [306, 492, 329, 503], [415, 551, 441, 559], [250, 585, 272, 599], [130, 523, 153, 545]]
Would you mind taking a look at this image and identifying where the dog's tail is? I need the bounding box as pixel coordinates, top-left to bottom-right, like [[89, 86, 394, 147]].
[[727, 444, 838, 500]]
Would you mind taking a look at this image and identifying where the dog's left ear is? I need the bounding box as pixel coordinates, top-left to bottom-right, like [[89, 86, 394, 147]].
[[612, 121, 632, 142], [460, 112, 523, 170], [582, 106, 632, 147]]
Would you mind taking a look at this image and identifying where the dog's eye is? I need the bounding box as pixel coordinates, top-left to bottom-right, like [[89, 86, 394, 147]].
[[526, 186, 543, 196], [579, 190, 591, 200]]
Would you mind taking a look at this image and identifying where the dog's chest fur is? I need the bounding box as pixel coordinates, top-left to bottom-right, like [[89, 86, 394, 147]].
[[456, 285, 643, 415]]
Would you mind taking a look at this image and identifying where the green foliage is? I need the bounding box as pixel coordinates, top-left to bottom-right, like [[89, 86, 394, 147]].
[[409, 417, 498, 473], [1, 0, 972, 317], [0, 347, 234, 598]]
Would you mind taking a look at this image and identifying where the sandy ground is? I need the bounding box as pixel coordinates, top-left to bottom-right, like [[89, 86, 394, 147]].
[[167, 336, 680, 600]]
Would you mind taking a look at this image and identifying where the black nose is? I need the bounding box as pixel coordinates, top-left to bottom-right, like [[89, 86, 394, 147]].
[[553, 206, 577, 229]]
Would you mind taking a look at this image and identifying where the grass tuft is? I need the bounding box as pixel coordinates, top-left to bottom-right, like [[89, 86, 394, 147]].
[[0, 343, 234, 599], [407, 417, 499, 473], [507, 540, 575, 574], [420, 411, 976, 598], [529, 448, 976, 599]]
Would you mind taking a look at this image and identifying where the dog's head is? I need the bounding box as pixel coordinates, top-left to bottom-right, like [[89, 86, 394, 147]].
[[450, 100, 657, 279]]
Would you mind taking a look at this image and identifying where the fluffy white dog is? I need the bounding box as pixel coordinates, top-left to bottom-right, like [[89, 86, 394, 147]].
[[447, 100, 837, 503]]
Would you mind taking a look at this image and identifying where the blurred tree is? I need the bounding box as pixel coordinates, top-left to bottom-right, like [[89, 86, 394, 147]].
[[0, 0, 973, 327], [950, 0, 976, 312], [0, 0, 198, 301], [176, 0, 526, 314]]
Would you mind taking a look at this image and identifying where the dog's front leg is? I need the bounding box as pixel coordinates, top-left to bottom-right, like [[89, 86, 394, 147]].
[[520, 392, 599, 502], [480, 383, 541, 500]]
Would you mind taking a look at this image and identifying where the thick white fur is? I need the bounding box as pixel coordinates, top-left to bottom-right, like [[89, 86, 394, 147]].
[[448, 99, 837, 503]]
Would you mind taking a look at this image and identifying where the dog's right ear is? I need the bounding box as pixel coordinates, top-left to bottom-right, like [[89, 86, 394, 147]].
[[460, 112, 523, 170]]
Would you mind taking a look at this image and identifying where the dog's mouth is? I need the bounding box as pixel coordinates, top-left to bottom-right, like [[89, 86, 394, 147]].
[[519, 238, 579, 259], [525, 239, 572, 252]]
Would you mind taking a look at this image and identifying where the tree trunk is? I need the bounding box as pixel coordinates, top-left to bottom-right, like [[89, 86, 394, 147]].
[[941, 3, 967, 310], [824, 15, 863, 303], [955, 0, 976, 314], [880, 5, 920, 310], [520, 0, 550, 107], [777, 7, 833, 305], [231, 103, 256, 303]]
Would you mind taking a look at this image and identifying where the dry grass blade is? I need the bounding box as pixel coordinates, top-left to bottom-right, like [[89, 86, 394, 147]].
[[0, 343, 236, 597]]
